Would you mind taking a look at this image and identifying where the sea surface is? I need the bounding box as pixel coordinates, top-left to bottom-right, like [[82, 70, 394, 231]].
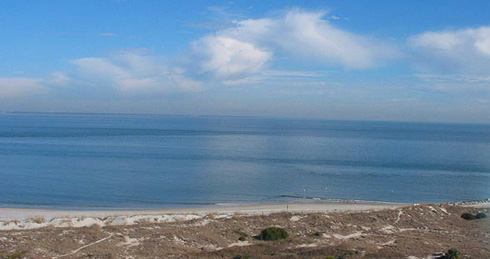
[[0, 113, 489, 209]]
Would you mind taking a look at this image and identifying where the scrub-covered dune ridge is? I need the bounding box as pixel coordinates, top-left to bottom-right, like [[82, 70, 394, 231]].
[[0, 203, 488, 258]]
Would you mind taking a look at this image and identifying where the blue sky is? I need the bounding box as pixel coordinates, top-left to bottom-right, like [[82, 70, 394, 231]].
[[1, 0, 490, 123]]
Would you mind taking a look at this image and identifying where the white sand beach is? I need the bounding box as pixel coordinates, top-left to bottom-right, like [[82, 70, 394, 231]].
[[1, 200, 487, 231], [0, 201, 403, 221], [0, 201, 404, 230]]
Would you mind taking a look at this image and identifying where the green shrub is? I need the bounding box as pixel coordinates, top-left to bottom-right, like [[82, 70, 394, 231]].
[[475, 212, 487, 219], [461, 213, 475, 220], [257, 227, 288, 241], [313, 232, 323, 237], [443, 248, 462, 259], [337, 250, 359, 258], [4, 250, 29, 259]]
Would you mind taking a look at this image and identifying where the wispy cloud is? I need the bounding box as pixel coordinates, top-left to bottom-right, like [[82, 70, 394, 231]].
[[187, 5, 244, 31], [98, 32, 119, 37], [219, 69, 338, 89], [414, 74, 490, 84], [70, 50, 201, 95], [409, 26, 490, 75], [0, 78, 47, 98], [411, 73, 490, 93], [0, 72, 69, 98]]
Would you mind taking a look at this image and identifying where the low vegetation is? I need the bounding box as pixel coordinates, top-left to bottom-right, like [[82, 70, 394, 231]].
[[460, 212, 476, 220], [1, 250, 29, 259], [440, 248, 462, 259], [475, 212, 487, 219], [257, 227, 288, 241], [0, 205, 487, 258], [461, 212, 487, 220]]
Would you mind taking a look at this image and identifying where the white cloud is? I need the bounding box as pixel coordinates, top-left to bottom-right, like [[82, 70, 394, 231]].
[[191, 36, 271, 80], [0, 77, 47, 98], [409, 26, 490, 74], [220, 9, 398, 69], [189, 9, 398, 82], [0, 9, 401, 99], [71, 50, 201, 94]]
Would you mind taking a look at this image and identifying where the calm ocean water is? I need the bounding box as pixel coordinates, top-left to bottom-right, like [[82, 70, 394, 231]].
[[0, 113, 489, 209]]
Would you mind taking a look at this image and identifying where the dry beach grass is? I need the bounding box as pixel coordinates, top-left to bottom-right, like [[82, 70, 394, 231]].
[[0, 203, 488, 258]]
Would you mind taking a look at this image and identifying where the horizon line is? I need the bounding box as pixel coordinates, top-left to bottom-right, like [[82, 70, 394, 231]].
[[2, 110, 489, 126]]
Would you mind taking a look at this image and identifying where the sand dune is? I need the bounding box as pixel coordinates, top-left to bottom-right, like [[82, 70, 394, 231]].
[[0, 203, 488, 258]]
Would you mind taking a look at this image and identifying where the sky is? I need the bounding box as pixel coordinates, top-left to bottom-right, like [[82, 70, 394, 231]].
[[1, 0, 490, 123]]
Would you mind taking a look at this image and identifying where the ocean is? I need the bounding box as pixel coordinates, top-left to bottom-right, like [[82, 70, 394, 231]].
[[0, 113, 489, 209]]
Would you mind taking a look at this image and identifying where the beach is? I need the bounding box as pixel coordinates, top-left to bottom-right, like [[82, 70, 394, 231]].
[[0, 201, 403, 230], [0, 201, 402, 221], [0, 201, 488, 258]]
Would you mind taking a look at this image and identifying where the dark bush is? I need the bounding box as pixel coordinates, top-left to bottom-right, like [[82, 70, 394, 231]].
[[475, 212, 487, 219], [461, 213, 475, 220], [442, 248, 461, 259], [337, 250, 359, 259], [257, 227, 288, 241], [234, 229, 248, 241]]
